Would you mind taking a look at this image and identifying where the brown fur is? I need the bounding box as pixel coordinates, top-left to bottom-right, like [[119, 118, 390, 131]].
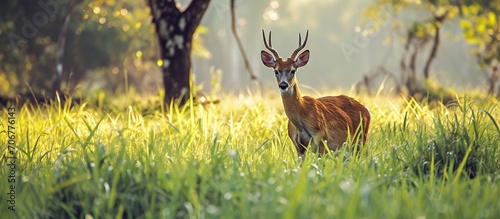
[[283, 83, 371, 156], [261, 30, 371, 156]]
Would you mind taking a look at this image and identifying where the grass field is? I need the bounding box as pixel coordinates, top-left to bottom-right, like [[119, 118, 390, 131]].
[[1, 90, 500, 218]]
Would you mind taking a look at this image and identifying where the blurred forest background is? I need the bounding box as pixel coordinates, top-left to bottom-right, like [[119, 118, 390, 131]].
[[1, 0, 499, 101]]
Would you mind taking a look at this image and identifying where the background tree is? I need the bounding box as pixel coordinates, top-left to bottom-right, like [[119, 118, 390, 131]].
[[0, 0, 139, 97], [0, 0, 211, 101], [362, 1, 459, 100], [458, 1, 500, 95], [51, 0, 84, 94], [365, 0, 500, 97], [0, 0, 82, 96], [148, 0, 211, 106]]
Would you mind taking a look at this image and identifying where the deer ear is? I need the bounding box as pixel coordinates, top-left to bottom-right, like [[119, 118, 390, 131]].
[[261, 51, 276, 68], [294, 50, 310, 68]]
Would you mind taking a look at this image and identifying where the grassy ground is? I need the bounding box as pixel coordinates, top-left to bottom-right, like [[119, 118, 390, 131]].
[[1, 90, 500, 218]]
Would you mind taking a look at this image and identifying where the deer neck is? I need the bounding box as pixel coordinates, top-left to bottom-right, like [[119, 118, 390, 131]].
[[281, 82, 306, 126]]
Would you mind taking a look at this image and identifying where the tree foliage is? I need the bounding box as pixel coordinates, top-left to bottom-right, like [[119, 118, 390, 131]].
[[0, 0, 210, 97], [459, 2, 500, 68], [364, 0, 500, 96]]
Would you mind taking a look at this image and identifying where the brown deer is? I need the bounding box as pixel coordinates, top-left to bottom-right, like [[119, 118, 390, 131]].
[[260, 30, 371, 156]]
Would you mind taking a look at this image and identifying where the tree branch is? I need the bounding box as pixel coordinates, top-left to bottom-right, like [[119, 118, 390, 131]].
[[230, 0, 260, 84], [423, 13, 447, 79], [148, 0, 180, 23], [489, 65, 498, 94], [184, 0, 211, 34]]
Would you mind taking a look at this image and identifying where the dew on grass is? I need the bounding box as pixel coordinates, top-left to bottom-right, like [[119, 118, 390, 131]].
[[311, 163, 319, 170], [206, 204, 219, 215], [278, 197, 288, 204], [316, 171, 324, 176], [246, 193, 256, 202], [339, 180, 354, 192], [103, 182, 110, 194], [228, 150, 237, 160], [308, 170, 316, 179], [224, 192, 232, 200], [93, 197, 101, 205], [361, 183, 371, 197], [268, 177, 276, 184]]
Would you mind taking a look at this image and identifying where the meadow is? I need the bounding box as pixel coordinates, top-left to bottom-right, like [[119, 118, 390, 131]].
[[1, 89, 500, 218]]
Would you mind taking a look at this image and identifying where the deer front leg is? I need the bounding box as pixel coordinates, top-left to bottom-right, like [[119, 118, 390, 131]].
[[288, 122, 307, 156], [310, 133, 330, 154]]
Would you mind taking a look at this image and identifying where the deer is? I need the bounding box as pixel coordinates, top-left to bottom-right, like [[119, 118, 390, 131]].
[[260, 30, 371, 156]]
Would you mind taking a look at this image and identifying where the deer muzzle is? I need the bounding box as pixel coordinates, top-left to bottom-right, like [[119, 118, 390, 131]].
[[279, 82, 289, 90]]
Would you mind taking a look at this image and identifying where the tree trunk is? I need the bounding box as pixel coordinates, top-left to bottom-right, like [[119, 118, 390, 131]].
[[159, 33, 193, 105], [51, 12, 71, 94], [423, 14, 446, 79], [51, 0, 80, 95], [149, 0, 211, 106], [408, 45, 418, 95], [490, 65, 498, 95]]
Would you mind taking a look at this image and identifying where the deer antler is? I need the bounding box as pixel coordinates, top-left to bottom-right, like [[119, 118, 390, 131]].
[[290, 30, 309, 60], [262, 30, 280, 59]]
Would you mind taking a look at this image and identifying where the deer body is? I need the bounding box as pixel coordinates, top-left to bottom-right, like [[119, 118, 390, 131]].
[[261, 30, 371, 156]]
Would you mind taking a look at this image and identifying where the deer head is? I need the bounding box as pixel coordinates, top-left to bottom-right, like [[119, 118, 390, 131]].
[[261, 30, 310, 94]]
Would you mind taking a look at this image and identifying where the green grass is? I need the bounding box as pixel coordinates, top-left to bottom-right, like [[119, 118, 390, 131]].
[[1, 90, 500, 218]]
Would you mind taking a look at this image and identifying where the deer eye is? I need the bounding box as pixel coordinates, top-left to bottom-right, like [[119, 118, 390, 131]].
[[274, 70, 279, 75], [290, 70, 296, 75]]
